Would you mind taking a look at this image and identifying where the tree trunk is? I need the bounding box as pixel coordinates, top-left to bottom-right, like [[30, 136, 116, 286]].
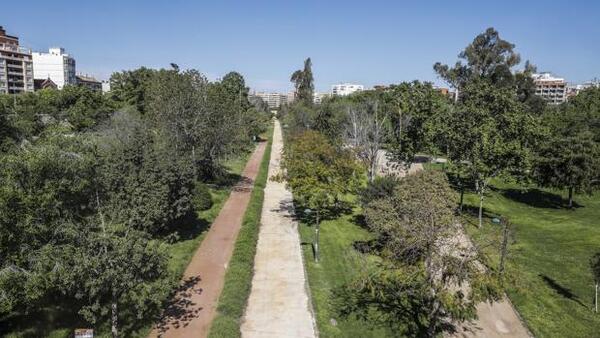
[[499, 218, 510, 276], [595, 283, 598, 313], [568, 186, 574, 209], [479, 187, 483, 228], [314, 210, 320, 263], [459, 186, 464, 214], [111, 299, 118, 338]]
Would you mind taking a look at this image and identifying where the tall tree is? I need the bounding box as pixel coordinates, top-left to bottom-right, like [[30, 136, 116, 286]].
[[278, 130, 361, 261], [434, 27, 521, 97], [290, 58, 314, 105], [447, 80, 535, 226], [345, 100, 387, 182]]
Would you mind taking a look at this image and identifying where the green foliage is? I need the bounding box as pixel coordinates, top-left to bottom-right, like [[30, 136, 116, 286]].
[[359, 175, 399, 207], [110, 67, 156, 113], [290, 58, 314, 105], [385, 81, 451, 165], [280, 130, 361, 213], [192, 182, 213, 211], [343, 171, 500, 336]]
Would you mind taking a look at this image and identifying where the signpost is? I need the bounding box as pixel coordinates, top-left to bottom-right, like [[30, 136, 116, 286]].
[[74, 329, 94, 338]]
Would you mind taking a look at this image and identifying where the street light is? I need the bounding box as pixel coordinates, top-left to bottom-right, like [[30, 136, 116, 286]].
[[304, 208, 320, 263]]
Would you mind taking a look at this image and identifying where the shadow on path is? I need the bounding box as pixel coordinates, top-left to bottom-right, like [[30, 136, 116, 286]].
[[156, 276, 204, 333]]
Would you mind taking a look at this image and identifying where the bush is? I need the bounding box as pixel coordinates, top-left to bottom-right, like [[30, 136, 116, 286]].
[[193, 182, 213, 211], [359, 175, 400, 206]]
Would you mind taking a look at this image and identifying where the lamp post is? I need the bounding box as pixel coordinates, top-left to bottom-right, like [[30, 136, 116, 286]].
[[304, 208, 320, 263]]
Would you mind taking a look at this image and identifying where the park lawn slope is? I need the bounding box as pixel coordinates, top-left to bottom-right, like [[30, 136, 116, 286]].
[[457, 179, 600, 338], [298, 204, 395, 338], [208, 126, 273, 338]]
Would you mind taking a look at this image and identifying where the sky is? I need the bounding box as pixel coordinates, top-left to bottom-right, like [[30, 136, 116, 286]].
[[2, 0, 599, 92]]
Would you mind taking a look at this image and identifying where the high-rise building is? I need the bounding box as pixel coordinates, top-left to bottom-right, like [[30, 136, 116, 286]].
[[331, 83, 363, 96], [532, 72, 567, 104], [32, 47, 76, 89], [0, 26, 34, 94], [252, 91, 288, 108]]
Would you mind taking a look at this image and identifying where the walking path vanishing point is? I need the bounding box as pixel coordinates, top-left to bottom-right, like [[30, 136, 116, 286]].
[[376, 153, 531, 338], [150, 141, 267, 338], [241, 120, 317, 338]]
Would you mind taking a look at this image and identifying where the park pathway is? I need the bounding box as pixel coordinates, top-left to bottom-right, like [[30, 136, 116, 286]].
[[149, 141, 267, 338], [241, 120, 317, 338]]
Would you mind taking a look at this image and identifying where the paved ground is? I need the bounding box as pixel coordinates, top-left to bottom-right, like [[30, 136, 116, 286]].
[[376, 153, 531, 338], [241, 120, 317, 338], [149, 141, 267, 338]]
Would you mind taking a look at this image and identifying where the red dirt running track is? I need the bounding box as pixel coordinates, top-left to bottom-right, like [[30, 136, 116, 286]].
[[149, 141, 267, 338]]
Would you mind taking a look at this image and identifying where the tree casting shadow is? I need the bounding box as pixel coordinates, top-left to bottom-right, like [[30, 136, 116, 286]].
[[501, 188, 582, 209], [539, 274, 586, 307], [156, 275, 204, 333]]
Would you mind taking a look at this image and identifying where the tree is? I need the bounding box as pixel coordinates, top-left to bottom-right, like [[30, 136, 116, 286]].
[[591, 252, 600, 313], [385, 81, 450, 167], [290, 58, 314, 105], [447, 80, 535, 226], [278, 130, 361, 261], [339, 171, 499, 336], [110, 67, 156, 113], [533, 132, 600, 208], [97, 112, 195, 234], [345, 100, 387, 182], [434, 27, 521, 97]]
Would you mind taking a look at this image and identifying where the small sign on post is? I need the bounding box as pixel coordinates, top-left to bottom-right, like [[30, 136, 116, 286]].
[[74, 328, 94, 338]]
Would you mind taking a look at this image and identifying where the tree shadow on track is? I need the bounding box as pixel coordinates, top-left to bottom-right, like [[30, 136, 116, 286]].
[[156, 275, 204, 333]]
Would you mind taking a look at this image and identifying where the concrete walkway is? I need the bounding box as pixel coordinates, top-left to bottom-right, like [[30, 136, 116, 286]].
[[241, 120, 317, 338], [150, 141, 267, 338]]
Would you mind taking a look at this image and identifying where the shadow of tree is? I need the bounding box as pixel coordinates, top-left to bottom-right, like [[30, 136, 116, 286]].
[[539, 274, 586, 307], [155, 275, 204, 333], [0, 297, 87, 338], [501, 188, 582, 209]]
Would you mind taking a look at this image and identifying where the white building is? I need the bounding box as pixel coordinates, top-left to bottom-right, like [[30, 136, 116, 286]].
[[331, 83, 363, 96], [313, 92, 329, 104], [532, 72, 567, 104], [253, 91, 288, 108], [32, 47, 76, 89], [102, 80, 111, 93]]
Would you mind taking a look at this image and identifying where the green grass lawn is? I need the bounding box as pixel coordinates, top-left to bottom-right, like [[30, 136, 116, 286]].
[[425, 162, 600, 337], [208, 126, 273, 338], [457, 181, 600, 338], [298, 205, 395, 337]]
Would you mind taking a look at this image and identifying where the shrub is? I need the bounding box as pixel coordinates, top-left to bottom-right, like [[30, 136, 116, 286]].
[[193, 182, 213, 211], [359, 175, 400, 206]]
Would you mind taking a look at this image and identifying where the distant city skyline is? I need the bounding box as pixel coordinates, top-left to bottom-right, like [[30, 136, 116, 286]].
[[2, 1, 599, 92]]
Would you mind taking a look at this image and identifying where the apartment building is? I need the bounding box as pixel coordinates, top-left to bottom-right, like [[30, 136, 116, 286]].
[[0, 26, 34, 94], [32, 47, 76, 89], [313, 92, 329, 104], [532, 72, 567, 104], [253, 91, 288, 108], [331, 83, 363, 96], [76, 74, 102, 91]]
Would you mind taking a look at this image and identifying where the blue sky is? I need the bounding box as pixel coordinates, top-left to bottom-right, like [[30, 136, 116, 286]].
[[2, 1, 599, 92]]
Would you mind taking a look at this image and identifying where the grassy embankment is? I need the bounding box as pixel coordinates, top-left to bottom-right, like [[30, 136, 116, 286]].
[[425, 163, 600, 338]]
